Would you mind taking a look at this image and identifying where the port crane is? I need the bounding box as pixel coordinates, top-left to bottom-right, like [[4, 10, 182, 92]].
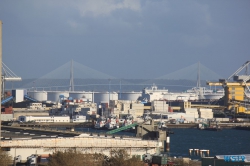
[[207, 61, 250, 114], [1, 62, 22, 103]]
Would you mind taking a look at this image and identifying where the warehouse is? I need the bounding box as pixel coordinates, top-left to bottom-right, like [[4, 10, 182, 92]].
[[18, 115, 70, 123]]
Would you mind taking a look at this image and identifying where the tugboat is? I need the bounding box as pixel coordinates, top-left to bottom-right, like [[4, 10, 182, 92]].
[[94, 116, 106, 129], [123, 114, 134, 126], [198, 122, 221, 131], [105, 114, 119, 130], [157, 114, 168, 130]]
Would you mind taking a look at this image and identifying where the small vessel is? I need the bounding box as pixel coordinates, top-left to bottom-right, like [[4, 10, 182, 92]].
[[204, 126, 222, 131], [105, 114, 119, 130], [122, 114, 135, 130], [198, 122, 221, 131], [158, 121, 168, 130], [94, 116, 106, 129], [158, 114, 168, 130]]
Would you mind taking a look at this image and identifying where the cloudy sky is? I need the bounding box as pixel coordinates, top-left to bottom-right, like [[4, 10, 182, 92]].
[[0, 0, 249, 79]]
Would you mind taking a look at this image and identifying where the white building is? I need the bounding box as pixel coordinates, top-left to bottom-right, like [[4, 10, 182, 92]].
[[72, 115, 87, 123], [18, 115, 70, 123]]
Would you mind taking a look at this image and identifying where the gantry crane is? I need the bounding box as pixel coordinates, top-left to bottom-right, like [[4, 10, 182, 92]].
[[1, 62, 22, 98], [207, 61, 250, 114]]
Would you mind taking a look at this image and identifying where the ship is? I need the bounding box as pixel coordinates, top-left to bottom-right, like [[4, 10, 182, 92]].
[[198, 122, 222, 131], [104, 114, 119, 130], [122, 114, 134, 127], [94, 116, 106, 129]]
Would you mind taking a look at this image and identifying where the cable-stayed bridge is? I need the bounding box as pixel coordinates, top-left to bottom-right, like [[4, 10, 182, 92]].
[[141, 62, 222, 87], [157, 62, 222, 80], [4, 61, 223, 92]]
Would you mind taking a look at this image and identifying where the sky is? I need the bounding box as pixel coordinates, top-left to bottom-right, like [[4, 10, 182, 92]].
[[0, 0, 250, 79]]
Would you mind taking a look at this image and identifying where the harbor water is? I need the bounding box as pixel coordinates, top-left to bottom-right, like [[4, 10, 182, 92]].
[[168, 128, 250, 158], [75, 127, 250, 159]]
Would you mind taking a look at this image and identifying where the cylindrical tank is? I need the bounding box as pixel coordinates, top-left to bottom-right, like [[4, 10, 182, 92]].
[[204, 93, 224, 100], [94, 92, 118, 104], [27, 91, 48, 101], [47, 91, 69, 102], [118, 91, 141, 101], [69, 91, 93, 101], [163, 93, 178, 101]]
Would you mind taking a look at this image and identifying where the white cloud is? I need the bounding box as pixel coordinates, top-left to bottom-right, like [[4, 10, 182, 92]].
[[72, 0, 141, 17]]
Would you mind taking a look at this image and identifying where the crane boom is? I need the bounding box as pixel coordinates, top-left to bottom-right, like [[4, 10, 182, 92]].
[[206, 82, 250, 86], [227, 61, 250, 80]]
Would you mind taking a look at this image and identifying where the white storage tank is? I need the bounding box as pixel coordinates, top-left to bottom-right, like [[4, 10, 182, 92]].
[[94, 92, 118, 104], [69, 91, 93, 101], [47, 91, 69, 102], [118, 91, 141, 101], [27, 91, 48, 101], [204, 93, 224, 100]]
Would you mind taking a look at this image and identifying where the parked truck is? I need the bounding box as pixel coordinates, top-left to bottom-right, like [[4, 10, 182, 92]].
[[142, 153, 168, 166], [26, 154, 49, 166]]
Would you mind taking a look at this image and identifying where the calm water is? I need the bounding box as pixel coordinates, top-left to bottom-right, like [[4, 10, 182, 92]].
[[75, 127, 250, 158], [169, 128, 250, 158]]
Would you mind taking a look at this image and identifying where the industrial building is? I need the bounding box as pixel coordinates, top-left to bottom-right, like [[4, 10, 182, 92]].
[[18, 115, 70, 123]]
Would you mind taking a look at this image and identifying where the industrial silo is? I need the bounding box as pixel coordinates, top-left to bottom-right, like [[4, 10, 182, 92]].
[[94, 92, 118, 104], [118, 91, 141, 101], [27, 91, 48, 101], [203, 93, 224, 100], [69, 91, 93, 102], [47, 91, 69, 103]]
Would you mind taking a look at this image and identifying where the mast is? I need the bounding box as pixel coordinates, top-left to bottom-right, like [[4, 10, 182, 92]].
[[69, 60, 74, 91], [196, 62, 201, 88], [196, 62, 205, 99]]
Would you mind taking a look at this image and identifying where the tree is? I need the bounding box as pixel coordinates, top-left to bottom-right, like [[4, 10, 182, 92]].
[[47, 149, 104, 166], [47, 148, 144, 166], [109, 149, 144, 166], [0, 149, 12, 166]]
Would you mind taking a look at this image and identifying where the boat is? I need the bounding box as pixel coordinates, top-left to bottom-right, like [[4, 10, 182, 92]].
[[204, 126, 222, 131], [94, 116, 106, 129], [198, 122, 221, 131], [104, 114, 119, 130], [157, 114, 168, 130], [158, 120, 168, 130], [123, 114, 134, 126]]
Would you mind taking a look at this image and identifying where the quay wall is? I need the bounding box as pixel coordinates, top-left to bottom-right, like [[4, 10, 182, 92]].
[[1, 137, 158, 159]]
